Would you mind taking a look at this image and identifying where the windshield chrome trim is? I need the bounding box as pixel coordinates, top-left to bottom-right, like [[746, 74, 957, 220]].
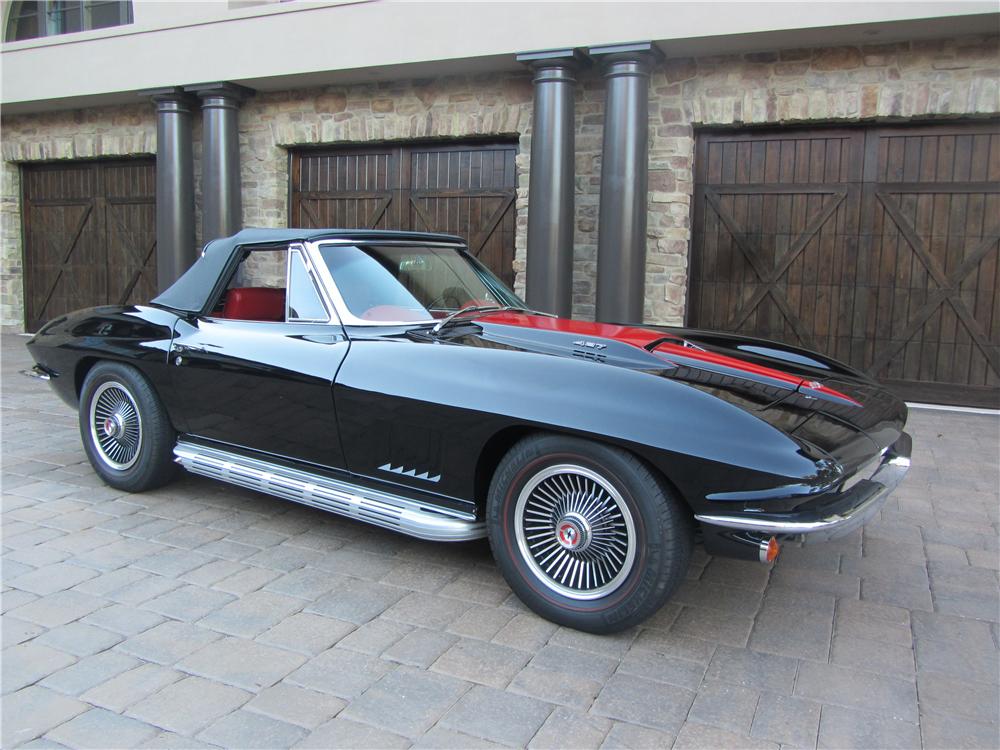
[[306, 239, 465, 328], [307, 238, 467, 249], [294, 242, 344, 326], [286, 245, 332, 324]]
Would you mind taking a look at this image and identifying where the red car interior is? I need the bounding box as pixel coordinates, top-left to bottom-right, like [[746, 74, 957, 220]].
[[221, 287, 286, 321]]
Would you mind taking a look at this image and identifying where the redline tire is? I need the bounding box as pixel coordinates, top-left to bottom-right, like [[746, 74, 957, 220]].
[[79, 362, 177, 493], [486, 433, 693, 633]]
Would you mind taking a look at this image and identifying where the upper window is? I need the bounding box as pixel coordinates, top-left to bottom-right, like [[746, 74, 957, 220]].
[[212, 246, 286, 322], [209, 244, 331, 324], [5, 1, 133, 42], [317, 243, 523, 323]]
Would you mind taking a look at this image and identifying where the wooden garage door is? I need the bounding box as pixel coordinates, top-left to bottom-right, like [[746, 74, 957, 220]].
[[22, 159, 156, 332], [290, 141, 518, 286], [690, 123, 1000, 407]]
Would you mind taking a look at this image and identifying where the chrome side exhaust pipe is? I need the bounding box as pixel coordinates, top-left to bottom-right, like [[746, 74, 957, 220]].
[[21, 364, 53, 381]]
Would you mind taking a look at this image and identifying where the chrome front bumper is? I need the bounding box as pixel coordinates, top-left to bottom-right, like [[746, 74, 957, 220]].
[[695, 433, 912, 544]]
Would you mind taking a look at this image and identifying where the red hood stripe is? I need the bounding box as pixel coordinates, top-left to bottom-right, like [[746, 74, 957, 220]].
[[480, 311, 861, 406], [481, 312, 667, 347]]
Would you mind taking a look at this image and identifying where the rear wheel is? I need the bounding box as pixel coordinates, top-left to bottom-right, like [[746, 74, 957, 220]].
[[79, 362, 177, 492], [486, 434, 692, 633]]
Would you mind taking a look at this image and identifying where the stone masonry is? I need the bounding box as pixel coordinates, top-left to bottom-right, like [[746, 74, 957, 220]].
[[1, 104, 159, 332], [2, 34, 997, 332]]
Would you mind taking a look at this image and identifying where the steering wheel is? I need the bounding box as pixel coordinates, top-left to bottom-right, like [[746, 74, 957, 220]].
[[428, 286, 473, 310]]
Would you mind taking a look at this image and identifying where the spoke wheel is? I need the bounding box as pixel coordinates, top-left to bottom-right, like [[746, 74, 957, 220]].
[[514, 463, 637, 600], [88, 381, 143, 470], [488, 434, 694, 633]]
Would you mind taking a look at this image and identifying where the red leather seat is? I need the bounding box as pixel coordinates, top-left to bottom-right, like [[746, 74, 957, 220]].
[[222, 287, 286, 321]]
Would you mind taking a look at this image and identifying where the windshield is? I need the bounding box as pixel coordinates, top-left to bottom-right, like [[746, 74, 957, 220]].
[[317, 243, 524, 323]]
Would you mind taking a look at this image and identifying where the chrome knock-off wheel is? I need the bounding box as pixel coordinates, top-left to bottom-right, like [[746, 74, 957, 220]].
[[89, 381, 143, 470], [489, 435, 693, 633], [514, 464, 637, 600]]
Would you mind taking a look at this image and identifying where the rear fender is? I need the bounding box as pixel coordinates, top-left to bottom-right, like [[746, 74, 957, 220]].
[[26, 305, 182, 423]]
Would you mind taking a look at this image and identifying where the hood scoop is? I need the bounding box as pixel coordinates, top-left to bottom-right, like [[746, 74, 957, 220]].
[[477, 324, 671, 371]]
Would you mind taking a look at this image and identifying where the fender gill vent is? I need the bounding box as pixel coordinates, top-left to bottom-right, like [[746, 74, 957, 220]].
[[573, 348, 607, 363]]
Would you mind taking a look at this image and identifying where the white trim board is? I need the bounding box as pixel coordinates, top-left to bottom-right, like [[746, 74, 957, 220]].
[[907, 402, 999, 416]]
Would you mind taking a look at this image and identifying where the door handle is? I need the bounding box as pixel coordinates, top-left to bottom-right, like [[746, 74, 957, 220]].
[[171, 343, 207, 365]]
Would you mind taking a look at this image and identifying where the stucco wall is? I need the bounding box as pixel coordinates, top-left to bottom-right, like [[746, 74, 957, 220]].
[[2, 34, 997, 332], [7, 1, 993, 111]]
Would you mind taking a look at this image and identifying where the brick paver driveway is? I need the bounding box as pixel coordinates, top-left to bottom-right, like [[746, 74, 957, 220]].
[[2, 334, 998, 749]]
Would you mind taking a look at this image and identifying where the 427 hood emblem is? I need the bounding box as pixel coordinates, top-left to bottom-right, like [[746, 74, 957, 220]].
[[573, 340, 607, 350]]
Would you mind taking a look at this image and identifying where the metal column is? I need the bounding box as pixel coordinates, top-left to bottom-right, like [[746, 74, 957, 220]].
[[517, 49, 585, 317], [186, 82, 253, 243], [144, 87, 196, 292], [590, 42, 662, 324]]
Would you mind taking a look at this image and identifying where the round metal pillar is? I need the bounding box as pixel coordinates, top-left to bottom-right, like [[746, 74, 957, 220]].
[[518, 50, 584, 318], [591, 43, 661, 324], [187, 83, 252, 243], [148, 89, 196, 292]]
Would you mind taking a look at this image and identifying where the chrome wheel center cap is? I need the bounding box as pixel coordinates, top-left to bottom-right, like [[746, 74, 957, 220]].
[[103, 414, 125, 440], [555, 513, 591, 552]]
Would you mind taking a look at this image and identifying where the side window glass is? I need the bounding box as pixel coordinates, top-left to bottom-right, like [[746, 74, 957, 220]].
[[211, 246, 286, 321], [287, 250, 328, 322]]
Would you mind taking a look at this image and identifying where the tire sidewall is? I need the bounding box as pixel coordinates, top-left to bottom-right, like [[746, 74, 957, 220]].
[[488, 435, 681, 633], [79, 362, 174, 492]]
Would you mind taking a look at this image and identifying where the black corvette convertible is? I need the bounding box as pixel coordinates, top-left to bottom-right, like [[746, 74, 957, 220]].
[[25, 228, 911, 633]]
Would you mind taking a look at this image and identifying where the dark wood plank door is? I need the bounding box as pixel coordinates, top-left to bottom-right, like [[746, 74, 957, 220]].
[[405, 144, 518, 287], [22, 159, 156, 332], [691, 123, 999, 407], [290, 148, 397, 230], [290, 141, 518, 286], [863, 126, 1000, 405]]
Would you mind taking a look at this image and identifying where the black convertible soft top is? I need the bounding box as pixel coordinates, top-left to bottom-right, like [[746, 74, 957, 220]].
[[151, 228, 465, 314]]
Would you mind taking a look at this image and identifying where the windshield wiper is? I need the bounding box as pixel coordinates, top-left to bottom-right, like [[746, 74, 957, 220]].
[[430, 304, 558, 335], [431, 305, 505, 334]]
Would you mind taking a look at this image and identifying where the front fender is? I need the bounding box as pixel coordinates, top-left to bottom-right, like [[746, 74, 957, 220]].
[[335, 339, 824, 510], [658, 325, 869, 381]]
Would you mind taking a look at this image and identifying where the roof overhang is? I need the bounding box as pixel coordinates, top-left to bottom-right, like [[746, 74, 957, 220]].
[[2, 1, 997, 115]]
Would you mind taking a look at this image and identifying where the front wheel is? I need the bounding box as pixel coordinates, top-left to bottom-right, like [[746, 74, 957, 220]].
[[486, 434, 693, 633], [79, 362, 177, 493]]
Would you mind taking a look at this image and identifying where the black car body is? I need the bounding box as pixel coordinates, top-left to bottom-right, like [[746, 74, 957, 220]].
[[26, 228, 911, 632]]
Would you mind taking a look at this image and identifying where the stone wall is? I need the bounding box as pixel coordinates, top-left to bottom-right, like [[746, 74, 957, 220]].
[[639, 33, 999, 325], [0, 160, 23, 331], [1, 33, 997, 331], [237, 75, 536, 297], [0, 104, 157, 331]]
